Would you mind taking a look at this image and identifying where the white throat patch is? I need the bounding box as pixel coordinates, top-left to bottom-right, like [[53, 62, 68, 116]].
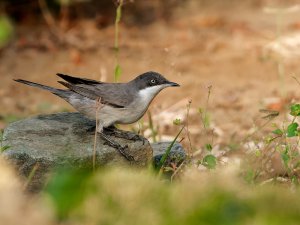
[[138, 85, 167, 103]]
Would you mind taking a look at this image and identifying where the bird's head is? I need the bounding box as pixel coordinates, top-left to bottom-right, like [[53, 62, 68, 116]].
[[131, 71, 180, 103], [133, 71, 179, 90]]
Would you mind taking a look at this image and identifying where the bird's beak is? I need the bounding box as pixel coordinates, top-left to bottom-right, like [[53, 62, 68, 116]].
[[166, 81, 180, 87]]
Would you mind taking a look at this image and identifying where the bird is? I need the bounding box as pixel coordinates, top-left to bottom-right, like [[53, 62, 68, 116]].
[[14, 71, 180, 160]]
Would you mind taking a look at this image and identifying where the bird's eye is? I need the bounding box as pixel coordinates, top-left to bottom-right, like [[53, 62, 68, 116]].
[[150, 79, 156, 84]]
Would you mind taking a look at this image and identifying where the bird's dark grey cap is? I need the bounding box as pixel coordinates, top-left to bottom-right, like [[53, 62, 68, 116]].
[[132, 71, 180, 90]]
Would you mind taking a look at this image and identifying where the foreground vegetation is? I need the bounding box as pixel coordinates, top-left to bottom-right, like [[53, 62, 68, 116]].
[[2, 159, 300, 225]]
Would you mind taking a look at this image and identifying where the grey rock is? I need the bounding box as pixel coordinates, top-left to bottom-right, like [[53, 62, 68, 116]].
[[2, 112, 152, 191], [152, 142, 186, 168]]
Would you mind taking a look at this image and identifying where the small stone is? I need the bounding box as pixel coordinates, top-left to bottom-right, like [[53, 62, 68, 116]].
[[152, 142, 186, 168]]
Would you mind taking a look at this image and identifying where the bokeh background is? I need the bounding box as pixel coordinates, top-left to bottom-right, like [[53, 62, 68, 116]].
[[1, 1, 300, 225]]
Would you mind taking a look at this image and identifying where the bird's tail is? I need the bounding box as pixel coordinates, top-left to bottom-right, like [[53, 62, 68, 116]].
[[14, 79, 70, 99]]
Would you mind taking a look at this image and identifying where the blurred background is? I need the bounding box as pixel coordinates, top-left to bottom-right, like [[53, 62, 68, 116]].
[[1, 0, 300, 146], [1, 1, 300, 224]]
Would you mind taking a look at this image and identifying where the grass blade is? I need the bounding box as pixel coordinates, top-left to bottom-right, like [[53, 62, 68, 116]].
[[157, 125, 185, 173]]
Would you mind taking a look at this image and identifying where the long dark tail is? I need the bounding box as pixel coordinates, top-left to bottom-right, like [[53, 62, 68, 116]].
[[14, 79, 70, 99]]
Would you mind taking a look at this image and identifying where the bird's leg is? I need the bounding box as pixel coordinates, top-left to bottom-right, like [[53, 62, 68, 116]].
[[99, 132, 134, 161], [104, 125, 143, 142], [97, 124, 134, 161]]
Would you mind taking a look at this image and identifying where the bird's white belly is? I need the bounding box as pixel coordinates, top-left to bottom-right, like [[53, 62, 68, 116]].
[[100, 104, 147, 125]]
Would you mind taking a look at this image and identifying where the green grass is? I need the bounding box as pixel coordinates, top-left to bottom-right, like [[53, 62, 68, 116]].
[[41, 167, 300, 225], [0, 130, 10, 153]]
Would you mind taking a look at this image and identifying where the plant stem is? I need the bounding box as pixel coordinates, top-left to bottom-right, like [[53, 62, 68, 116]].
[[185, 100, 192, 155], [93, 98, 102, 171], [202, 85, 212, 129], [114, 0, 123, 82], [158, 125, 185, 175]]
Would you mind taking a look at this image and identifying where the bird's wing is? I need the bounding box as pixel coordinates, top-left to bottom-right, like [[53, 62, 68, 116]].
[[57, 73, 103, 85], [58, 81, 133, 108]]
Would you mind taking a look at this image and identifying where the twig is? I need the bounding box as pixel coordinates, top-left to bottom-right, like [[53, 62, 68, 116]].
[[184, 100, 192, 155], [200, 85, 212, 130], [38, 0, 62, 40], [170, 160, 185, 182], [148, 111, 158, 143], [59, 4, 70, 30], [23, 163, 39, 190], [93, 97, 102, 171], [293, 76, 300, 86], [137, 120, 143, 135], [204, 85, 212, 128], [242, 118, 275, 143]]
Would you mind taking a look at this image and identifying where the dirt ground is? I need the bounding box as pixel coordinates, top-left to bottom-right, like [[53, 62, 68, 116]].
[[1, 1, 300, 150]]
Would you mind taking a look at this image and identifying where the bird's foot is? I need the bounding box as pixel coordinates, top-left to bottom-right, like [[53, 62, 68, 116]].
[[100, 131, 135, 161], [116, 144, 135, 161], [104, 126, 143, 142], [86, 125, 96, 133]]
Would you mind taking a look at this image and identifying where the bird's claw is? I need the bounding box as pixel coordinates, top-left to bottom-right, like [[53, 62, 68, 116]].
[[118, 145, 135, 161]]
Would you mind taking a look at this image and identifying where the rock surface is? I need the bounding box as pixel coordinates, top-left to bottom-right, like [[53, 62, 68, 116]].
[[2, 113, 152, 191], [2, 113, 186, 191], [152, 142, 186, 168]]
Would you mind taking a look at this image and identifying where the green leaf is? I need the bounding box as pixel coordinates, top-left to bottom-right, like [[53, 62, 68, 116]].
[[291, 175, 299, 185], [244, 169, 256, 184], [205, 143, 213, 151], [173, 118, 181, 126], [45, 168, 92, 219], [0, 15, 14, 48], [114, 64, 122, 82], [272, 129, 283, 135], [0, 145, 10, 152], [281, 152, 290, 168], [202, 154, 217, 169], [203, 113, 210, 128], [265, 136, 273, 144], [290, 104, 300, 117], [255, 150, 261, 157], [115, 2, 123, 23], [287, 122, 299, 137]]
